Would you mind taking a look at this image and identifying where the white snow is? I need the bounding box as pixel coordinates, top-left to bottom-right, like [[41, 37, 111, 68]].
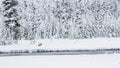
[[0, 38, 120, 51], [0, 54, 120, 68]]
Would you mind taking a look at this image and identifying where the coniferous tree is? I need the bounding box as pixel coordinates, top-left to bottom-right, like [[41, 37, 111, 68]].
[[2, 0, 21, 40]]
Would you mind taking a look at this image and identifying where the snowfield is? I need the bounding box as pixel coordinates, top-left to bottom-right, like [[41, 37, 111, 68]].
[[0, 54, 120, 68], [0, 38, 120, 51]]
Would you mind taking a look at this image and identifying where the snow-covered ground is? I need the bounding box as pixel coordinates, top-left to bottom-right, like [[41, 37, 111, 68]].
[[0, 38, 120, 68], [0, 54, 120, 68], [0, 38, 120, 51]]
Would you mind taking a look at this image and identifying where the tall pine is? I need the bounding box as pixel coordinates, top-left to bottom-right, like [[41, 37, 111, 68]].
[[2, 0, 21, 40]]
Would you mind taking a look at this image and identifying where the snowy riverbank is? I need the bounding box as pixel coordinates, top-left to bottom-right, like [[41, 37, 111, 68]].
[[0, 38, 120, 51]]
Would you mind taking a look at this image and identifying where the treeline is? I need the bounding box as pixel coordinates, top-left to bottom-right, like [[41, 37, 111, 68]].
[[0, 0, 120, 40]]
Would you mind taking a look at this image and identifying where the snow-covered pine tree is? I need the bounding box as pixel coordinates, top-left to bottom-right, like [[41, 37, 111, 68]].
[[2, 0, 21, 40], [73, 0, 85, 39], [52, 0, 73, 39]]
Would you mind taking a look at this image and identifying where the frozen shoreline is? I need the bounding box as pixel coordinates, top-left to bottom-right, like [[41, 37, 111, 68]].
[[0, 48, 120, 57]]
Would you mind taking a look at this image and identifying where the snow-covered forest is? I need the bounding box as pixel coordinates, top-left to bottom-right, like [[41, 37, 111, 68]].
[[0, 0, 120, 41]]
